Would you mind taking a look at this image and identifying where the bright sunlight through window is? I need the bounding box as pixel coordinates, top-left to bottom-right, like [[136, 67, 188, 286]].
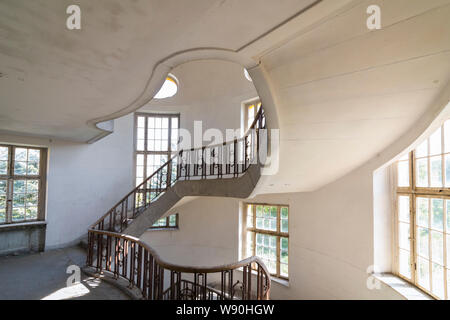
[[154, 75, 178, 99]]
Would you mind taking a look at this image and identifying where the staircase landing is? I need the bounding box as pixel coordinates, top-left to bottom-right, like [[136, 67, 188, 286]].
[[0, 247, 130, 300]]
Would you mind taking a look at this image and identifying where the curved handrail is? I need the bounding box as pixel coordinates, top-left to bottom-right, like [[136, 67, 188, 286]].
[[88, 229, 271, 275], [87, 229, 271, 300]]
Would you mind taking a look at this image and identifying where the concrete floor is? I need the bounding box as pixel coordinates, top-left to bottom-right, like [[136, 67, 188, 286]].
[[0, 246, 130, 300]]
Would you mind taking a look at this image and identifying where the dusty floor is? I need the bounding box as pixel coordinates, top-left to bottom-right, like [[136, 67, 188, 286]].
[[0, 246, 130, 300]]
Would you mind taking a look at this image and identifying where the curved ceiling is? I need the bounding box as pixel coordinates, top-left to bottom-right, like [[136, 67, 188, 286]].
[[253, 0, 450, 193], [0, 0, 318, 141]]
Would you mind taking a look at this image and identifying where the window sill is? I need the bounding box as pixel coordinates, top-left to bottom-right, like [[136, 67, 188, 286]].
[[373, 273, 434, 300], [147, 227, 179, 232], [0, 221, 47, 232], [271, 277, 289, 287]]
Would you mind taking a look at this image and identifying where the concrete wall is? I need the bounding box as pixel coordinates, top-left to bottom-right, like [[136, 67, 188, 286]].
[[0, 222, 46, 256]]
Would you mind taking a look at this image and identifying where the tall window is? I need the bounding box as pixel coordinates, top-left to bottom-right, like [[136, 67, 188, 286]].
[[134, 113, 179, 187], [150, 213, 178, 229], [243, 203, 289, 279], [0, 145, 47, 224], [394, 120, 450, 299]]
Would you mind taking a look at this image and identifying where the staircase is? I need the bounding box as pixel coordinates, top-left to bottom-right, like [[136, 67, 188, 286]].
[[85, 108, 271, 300]]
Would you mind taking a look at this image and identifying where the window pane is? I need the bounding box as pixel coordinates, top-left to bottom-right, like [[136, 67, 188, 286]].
[[27, 161, 39, 175], [255, 233, 277, 274], [169, 214, 177, 227], [256, 205, 263, 217], [281, 207, 288, 219], [161, 118, 169, 129], [171, 117, 178, 129], [25, 193, 38, 207], [0, 180, 5, 223], [448, 234, 450, 267], [416, 158, 428, 187], [280, 263, 288, 278], [417, 227, 429, 258], [398, 196, 410, 222], [429, 127, 441, 156], [15, 148, 27, 161], [281, 220, 288, 233], [26, 207, 37, 220], [137, 128, 145, 140], [12, 207, 25, 222], [247, 231, 254, 256], [148, 117, 155, 129], [417, 257, 430, 290], [415, 140, 428, 158], [430, 156, 442, 187], [397, 160, 409, 187], [417, 197, 429, 228], [0, 147, 8, 160], [445, 154, 450, 187], [14, 161, 26, 175], [432, 263, 445, 299], [137, 116, 145, 128], [13, 180, 25, 193], [0, 146, 8, 175], [137, 140, 145, 151], [431, 231, 443, 265], [398, 222, 410, 251], [247, 205, 253, 228], [431, 199, 443, 231], [445, 120, 450, 153], [399, 249, 411, 279], [447, 200, 450, 231], [152, 217, 166, 227], [0, 160, 6, 175]]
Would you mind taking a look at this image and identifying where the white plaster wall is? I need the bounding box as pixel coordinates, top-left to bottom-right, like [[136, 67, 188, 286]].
[[0, 114, 135, 249], [142, 168, 405, 300], [142, 197, 240, 267]]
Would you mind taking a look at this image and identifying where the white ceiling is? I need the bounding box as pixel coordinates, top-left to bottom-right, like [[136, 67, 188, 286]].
[[0, 0, 316, 141], [0, 0, 449, 193]]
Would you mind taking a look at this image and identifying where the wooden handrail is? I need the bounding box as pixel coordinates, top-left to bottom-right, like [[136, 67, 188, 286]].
[[88, 229, 271, 275]]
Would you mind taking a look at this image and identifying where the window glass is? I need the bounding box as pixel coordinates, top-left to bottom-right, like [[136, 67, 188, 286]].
[[396, 119, 450, 299], [245, 204, 289, 279]]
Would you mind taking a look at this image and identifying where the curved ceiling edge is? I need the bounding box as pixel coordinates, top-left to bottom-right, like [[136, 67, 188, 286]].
[[86, 48, 275, 143]]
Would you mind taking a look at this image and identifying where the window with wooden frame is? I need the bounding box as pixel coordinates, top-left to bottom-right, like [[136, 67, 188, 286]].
[[394, 120, 450, 300], [243, 203, 289, 279], [0, 145, 47, 225], [150, 213, 179, 229], [134, 113, 180, 187]]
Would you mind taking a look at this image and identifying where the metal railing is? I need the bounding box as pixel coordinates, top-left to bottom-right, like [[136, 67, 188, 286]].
[[90, 107, 266, 233]]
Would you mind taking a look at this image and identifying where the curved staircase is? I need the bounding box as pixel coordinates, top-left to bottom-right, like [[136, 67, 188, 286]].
[[85, 108, 271, 300]]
